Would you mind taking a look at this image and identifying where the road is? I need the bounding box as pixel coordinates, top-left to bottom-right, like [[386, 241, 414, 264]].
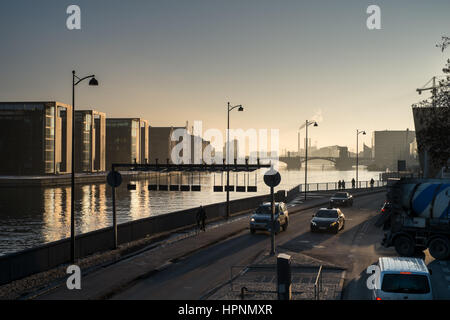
[[111, 191, 450, 300]]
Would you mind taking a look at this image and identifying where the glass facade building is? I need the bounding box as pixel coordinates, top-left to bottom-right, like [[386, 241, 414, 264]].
[[106, 118, 149, 169], [0, 102, 72, 175], [75, 110, 106, 173]]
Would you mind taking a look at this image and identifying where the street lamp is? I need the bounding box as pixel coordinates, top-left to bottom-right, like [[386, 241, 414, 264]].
[[226, 102, 244, 219], [356, 129, 366, 189], [304, 120, 318, 201], [71, 70, 98, 263]]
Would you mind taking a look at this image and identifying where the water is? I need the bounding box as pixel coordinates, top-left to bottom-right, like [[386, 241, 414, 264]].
[[0, 165, 381, 255]]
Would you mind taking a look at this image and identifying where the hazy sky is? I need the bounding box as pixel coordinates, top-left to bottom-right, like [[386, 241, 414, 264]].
[[1, 0, 449, 152]]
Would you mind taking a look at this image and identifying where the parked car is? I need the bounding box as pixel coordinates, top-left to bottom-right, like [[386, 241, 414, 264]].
[[310, 208, 345, 233], [372, 257, 433, 300], [329, 192, 353, 207], [250, 202, 289, 234]]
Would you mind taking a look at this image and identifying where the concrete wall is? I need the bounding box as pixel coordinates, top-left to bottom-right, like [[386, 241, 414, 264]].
[[0, 192, 285, 285]]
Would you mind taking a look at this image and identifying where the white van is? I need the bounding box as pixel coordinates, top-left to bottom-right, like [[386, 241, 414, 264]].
[[372, 257, 433, 300]]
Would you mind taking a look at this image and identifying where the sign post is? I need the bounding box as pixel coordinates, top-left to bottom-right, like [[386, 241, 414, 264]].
[[107, 169, 122, 249], [264, 169, 281, 256]]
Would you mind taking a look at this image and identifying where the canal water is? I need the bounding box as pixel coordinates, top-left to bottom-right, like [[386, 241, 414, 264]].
[[0, 165, 382, 255]]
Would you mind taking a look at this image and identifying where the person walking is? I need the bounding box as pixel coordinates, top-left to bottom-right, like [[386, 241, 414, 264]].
[[196, 205, 207, 232], [342, 180, 346, 189], [338, 180, 342, 190], [370, 178, 375, 188], [351, 178, 356, 189]]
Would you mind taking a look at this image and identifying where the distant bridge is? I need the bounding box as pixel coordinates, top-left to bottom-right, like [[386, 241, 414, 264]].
[[278, 155, 374, 170]]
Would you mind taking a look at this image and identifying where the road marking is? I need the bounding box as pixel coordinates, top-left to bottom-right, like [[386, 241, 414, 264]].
[[313, 245, 325, 249]]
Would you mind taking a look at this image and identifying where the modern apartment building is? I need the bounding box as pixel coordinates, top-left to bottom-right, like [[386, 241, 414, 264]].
[[0, 101, 72, 175], [148, 126, 183, 164], [74, 110, 106, 173], [106, 118, 148, 169]]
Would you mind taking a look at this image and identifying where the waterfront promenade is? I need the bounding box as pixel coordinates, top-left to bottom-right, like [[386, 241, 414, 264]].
[[0, 186, 386, 299]]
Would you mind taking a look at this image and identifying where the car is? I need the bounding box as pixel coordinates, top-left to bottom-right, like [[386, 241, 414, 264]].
[[329, 192, 353, 207], [371, 257, 433, 300], [310, 208, 345, 233], [250, 202, 289, 234], [374, 201, 393, 229], [380, 200, 392, 214]]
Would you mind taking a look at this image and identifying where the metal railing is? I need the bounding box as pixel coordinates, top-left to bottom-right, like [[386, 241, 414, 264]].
[[314, 265, 323, 300], [297, 180, 387, 193]]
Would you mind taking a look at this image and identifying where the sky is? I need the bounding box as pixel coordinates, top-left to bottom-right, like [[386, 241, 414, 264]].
[[0, 0, 449, 153]]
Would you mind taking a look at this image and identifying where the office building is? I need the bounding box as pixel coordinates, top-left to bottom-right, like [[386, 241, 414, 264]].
[[106, 118, 148, 169], [372, 130, 416, 170], [148, 126, 187, 164], [0, 101, 72, 175], [74, 110, 106, 173]]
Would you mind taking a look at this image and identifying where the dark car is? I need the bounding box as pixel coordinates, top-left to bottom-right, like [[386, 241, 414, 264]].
[[374, 201, 392, 229], [310, 208, 345, 233], [250, 202, 289, 234], [329, 192, 353, 207]]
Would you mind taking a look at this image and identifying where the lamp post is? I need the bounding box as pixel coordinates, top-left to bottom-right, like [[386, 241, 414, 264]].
[[71, 70, 98, 263], [356, 129, 366, 189], [226, 102, 244, 219], [304, 120, 318, 201]]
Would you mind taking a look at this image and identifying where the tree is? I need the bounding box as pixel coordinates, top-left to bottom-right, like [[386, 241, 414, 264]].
[[412, 37, 450, 175]]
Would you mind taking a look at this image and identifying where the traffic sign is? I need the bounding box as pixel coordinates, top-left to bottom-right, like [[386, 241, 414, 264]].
[[107, 171, 122, 188], [264, 170, 281, 187]]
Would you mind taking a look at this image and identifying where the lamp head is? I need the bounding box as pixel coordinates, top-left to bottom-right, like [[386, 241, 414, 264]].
[[89, 77, 99, 86], [313, 122, 318, 127], [238, 105, 244, 112], [362, 131, 366, 135]]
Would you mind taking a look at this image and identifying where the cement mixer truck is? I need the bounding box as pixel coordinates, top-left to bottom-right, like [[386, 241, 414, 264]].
[[380, 178, 450, 260]]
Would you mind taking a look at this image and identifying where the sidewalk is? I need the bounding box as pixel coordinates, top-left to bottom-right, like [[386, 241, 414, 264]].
[[207, 249, 345, 300], [33, 187, 385, 300]]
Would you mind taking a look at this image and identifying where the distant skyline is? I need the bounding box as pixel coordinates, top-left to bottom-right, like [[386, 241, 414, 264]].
[[1, 0, 449, 152]]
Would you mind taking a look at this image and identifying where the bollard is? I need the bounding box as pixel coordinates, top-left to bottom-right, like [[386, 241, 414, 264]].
[[277, 253, 292, 300]]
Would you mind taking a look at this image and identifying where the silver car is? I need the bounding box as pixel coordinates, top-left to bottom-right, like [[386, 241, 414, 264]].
[[250, 202, 289, 234], [372, 257, 433, 300]]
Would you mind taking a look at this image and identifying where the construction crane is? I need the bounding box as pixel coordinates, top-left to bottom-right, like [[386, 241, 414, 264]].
[[416, 37, 450, 106]]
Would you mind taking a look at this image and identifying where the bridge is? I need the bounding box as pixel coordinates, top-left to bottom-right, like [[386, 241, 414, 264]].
[[279, 153, 374, 170]]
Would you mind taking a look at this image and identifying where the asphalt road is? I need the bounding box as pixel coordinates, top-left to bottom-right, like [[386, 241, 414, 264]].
[[111, 192, 450, 300]]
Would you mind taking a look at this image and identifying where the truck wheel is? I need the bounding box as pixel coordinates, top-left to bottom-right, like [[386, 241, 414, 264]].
[[394, 235, 415, 257], [428, 238, 450, 260]]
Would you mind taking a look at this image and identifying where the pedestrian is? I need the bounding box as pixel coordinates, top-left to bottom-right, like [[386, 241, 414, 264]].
[[196, 205, 207, 232], [370, 178, 375, 188], [342, 180, 346, 189], [351, 178, 355, 189], [338, 180, 342, 190]]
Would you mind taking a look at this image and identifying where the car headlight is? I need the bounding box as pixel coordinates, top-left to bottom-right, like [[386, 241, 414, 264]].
[[251, 218, 255, 222], [331, 221, 337, 226], [311, 221, 316, 226]]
